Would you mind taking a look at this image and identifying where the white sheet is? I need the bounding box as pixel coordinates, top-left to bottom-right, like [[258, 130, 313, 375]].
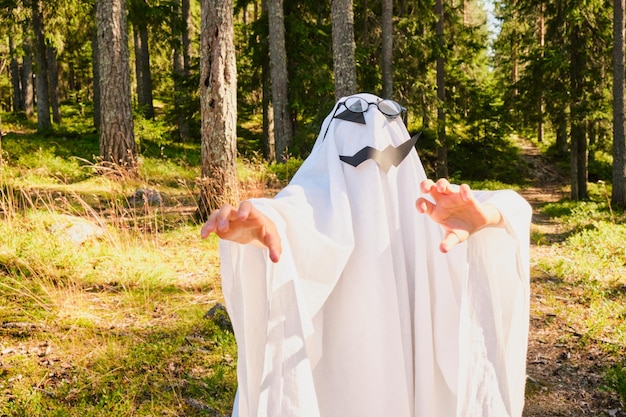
[[220, 93, 531, 417]]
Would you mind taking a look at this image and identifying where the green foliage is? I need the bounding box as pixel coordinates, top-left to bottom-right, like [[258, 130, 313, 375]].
[[0, 115, 236, 415], [13, 147, 89, 184], [531, 192, 626, 407], [533, 195, 626, 351], [604, 361, 626, 407], [416, 127, 529, 185], [267, 157, 304, 183], [449, 134, 528, 184]]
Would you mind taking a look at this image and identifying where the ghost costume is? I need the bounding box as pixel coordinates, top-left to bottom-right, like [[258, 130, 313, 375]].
[[219, 93, 531, 417]]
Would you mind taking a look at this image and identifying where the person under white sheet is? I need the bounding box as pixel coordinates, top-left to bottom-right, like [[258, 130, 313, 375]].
[[201, 92, 532, 417]]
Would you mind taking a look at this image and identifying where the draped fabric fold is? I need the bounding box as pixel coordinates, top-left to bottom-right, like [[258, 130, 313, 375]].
[[219, 93, 531, 417]]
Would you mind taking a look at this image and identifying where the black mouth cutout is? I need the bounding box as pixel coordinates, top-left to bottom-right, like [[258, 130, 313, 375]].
[[339, 132, 421, 173]]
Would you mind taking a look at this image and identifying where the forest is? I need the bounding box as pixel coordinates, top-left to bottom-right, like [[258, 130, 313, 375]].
[[0, 0, 625, 416], [0, 0, 624, 206]]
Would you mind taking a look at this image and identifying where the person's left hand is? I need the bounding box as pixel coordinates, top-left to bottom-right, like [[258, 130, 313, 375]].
[[415, 178, 504, 253]]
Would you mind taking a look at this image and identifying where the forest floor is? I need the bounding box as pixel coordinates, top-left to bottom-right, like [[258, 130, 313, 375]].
[[518, 138, 625, 417]]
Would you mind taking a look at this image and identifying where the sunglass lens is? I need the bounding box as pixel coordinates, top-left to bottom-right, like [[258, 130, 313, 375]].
[[345, 97, 368, 113], [377, 100, 403, 117]]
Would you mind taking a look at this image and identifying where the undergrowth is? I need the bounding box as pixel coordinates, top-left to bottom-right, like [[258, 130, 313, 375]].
[[0, 110, 240, 416], [1, 106, 625, 414], [531, 186, 626, 409]]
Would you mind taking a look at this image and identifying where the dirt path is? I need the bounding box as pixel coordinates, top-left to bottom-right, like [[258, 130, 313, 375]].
[[517, 138, 625, 417]]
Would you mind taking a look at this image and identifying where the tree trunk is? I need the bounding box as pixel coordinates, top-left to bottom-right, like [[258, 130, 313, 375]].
[[173, 47, 191, 142], [613, 0, 626, 206], [511, 0, 518, 95], [331, 0, 357, 99], [381, 0, 393, 99], [9, 35, 24, 112], [31, 0, 52, 131], [268, 0, 293, 160], [362, 0, 369, 49], [554, 108, 568, 155], [173, 0, 191, 142], [47, 45, 62, 124], [569, 27, 587, 200], [97, 0, 137, 170], [21, 36, 35, 118], [181, 0, 192, 75], [537, 3, 545, 142], [435, 0, 448, 178], [91, 14, 101, 130], [261, 0, 276, 162], [133, 22, 155, 119], [197, 0, 239, 219], [588, 120, 597, 182]]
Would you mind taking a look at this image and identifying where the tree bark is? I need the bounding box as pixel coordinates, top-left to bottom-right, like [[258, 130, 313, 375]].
[[181, 0, 192, 75], [21, 36, 35, 118], [331, 0, 357, 99], [613, 0, 626, 206], [91, 14, 101, 130], [133, 21, 155, 119], [261, 0, 276, 162], [569, 27, 587, 200], [9, 35, 24, 112], [47, 45, 62, 124], [31, 0, 52, 131], [197, 0, 239, 219], [435, 0, 448, 178], [97, 0, 137, 170], [268, 0, 292, 160], [537, 3, 545, 142], [173, 46, 191, 142], [381, 0, 393, 99], [173, 0, 191, 142]]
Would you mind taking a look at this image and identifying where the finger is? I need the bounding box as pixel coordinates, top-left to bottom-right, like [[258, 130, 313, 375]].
[[200, 209, 222, 238], [264, 232, 283, 263], [459, 183, 473, 201], [200, 220, 214, 239], [237, 200, 255, 221], [420, 179, 435, 194], [415, 197, 435, 215], [435, 178, 451, 193], [216, 204, 237, 232], [439, 231, 461, 253]]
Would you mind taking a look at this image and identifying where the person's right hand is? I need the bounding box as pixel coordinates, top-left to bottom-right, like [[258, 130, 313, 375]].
[[201, 201, 282, 263]]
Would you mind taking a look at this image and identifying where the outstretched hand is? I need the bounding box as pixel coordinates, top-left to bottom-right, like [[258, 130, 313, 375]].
[[416, 178, 504, 253], [200, 201, 283, 263]]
